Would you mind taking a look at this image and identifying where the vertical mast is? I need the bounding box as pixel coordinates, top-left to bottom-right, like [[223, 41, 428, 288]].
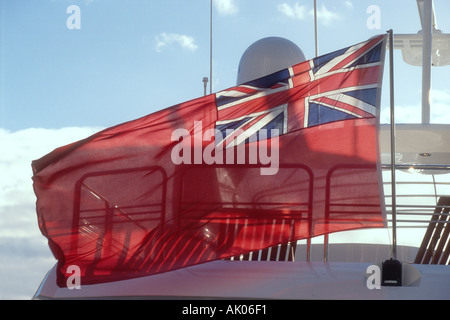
[[210, 0, 213, 94], [313, 0, 329, 262], [314, 0, 318, 57], [389, 29, 398, 260], [421, 0, 432, 124]]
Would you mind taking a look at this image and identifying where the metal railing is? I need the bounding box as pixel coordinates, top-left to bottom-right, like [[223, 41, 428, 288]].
[[382, 165, 450, 227], [380, 165, 450, 264], [314, 165, 450, 264]]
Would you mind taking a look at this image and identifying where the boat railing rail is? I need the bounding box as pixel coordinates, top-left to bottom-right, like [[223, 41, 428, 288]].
[[380, 164, 450, 265], [304, 164, 450, 264], [381, 164, 450, 228]]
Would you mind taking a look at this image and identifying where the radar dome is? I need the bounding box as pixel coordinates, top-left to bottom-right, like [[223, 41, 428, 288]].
[[236, 37, 306, 85]]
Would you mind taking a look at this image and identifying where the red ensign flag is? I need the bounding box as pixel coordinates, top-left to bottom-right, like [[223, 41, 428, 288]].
[[32, 35, 386, 287]]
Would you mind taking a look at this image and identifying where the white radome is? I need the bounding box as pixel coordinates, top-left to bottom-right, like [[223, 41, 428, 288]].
[[236, 37, 306, 85]]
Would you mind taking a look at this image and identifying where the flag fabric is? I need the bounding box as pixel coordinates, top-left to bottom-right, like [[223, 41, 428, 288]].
[[32, 35, 387, 287]]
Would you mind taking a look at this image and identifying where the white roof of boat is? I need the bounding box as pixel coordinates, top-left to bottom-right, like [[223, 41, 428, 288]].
[[34, 259, 450, 300]]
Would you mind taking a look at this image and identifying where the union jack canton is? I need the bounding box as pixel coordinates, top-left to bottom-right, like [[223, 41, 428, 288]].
[[214, 35, 386, 148]]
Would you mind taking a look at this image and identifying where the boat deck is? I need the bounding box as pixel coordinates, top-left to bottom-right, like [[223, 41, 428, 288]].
[[34, 259, 450, 300]]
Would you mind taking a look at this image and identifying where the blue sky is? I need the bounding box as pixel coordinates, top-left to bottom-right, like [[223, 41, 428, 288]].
[[2, 0, 450, 131], [1, 0, 450, 299]]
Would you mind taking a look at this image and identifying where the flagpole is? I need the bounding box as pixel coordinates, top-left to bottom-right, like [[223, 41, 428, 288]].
[[314, 0, 318, 57], [388, 29, 398, 260], [306, 0, 319, 263], [381, 30, 402, 286], [421, 0, 432, 124], [313, 0, 329, 262], [210, 0, 213, 94]]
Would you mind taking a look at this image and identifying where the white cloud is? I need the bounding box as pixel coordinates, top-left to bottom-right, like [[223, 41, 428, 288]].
[[277, 3, 307, 20], [278, 2, 341, 26], [0, 127, 101, 209], [310, 4, 341, 26], [431, 89, 450, 123], [344, 1, 353, 10], [0, 127, 101, 229], [379, 89, 450, 124], [155, 32, 198, 53], [213, 0, 238, 16]]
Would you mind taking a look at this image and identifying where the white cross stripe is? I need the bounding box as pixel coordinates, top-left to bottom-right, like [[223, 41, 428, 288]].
[[314, 41, 367, 76], [216, 104, 287, 148], [216, 84, 289, 111]]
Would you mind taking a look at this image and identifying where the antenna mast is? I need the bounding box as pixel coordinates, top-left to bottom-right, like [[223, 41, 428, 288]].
[[210, 0, 213, 94]]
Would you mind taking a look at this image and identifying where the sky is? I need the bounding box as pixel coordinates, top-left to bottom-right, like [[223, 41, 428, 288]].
[[1, 0, 450, 299]]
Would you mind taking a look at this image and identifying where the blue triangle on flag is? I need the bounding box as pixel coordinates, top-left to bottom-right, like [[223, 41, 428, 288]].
[[343, 88, 377, 106], [308, 103, 357, 127], [347, 42, 383, 68], [216, 117, 251, 138], [313, 47, 348, 74]]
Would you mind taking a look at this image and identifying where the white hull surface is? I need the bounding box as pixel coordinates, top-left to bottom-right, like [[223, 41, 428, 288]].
[[34, 259, 450, 300]]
